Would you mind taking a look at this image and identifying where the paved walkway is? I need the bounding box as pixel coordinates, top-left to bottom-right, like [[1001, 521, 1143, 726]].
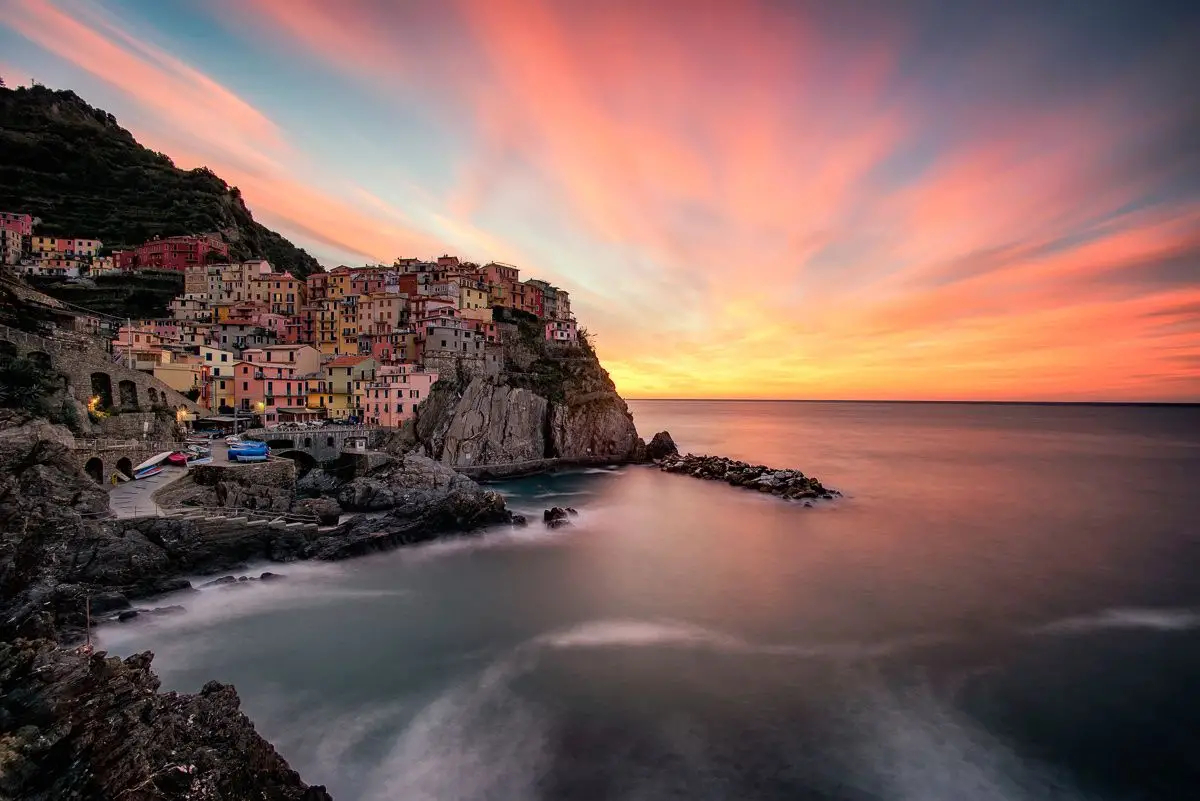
[[107, 442, 230, 519]]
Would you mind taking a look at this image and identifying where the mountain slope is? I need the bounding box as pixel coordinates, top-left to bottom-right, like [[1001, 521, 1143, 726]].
[[0, 83, 319, 277]]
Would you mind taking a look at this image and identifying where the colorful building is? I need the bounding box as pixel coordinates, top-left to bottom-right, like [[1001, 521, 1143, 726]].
[[359, 364, 439, 428], [545, 319, 579, 344], [0, 211, 33, 237], [322, 355, 378, 420], [116, 234, 229, 272]]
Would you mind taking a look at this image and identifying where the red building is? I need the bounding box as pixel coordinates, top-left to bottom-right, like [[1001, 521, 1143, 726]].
[[0, 211, 33, 237], [116, 234, 229, 272]]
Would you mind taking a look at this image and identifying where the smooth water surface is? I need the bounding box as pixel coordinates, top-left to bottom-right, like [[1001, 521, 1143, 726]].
[[101, 401, 1200, 800]]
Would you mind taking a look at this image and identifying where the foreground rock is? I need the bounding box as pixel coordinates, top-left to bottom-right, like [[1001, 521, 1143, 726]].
[[657, 453, 840, 502], [0, 639, 331, 800]]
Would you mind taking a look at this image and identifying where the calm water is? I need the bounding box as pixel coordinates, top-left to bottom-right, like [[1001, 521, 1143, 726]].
[[101, 401, 1200, 801]]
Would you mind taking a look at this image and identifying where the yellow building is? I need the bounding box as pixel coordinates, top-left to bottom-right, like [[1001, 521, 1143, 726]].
[[459, 283, 489, 313], [30, 236, 58, 255], [328, 266, 352, 300], [312, 300, 339, 356], [303, 373, 329, 414], [337, 297, 359, 355], [321, 355, 377, 419]]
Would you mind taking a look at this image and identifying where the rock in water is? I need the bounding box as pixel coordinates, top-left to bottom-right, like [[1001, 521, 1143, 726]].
[[655, 452, 841, 504], [645, 430, 679, 461]]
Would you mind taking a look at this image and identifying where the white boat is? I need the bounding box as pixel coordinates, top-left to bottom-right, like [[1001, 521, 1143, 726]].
[[132, 451, 174, 474], [134, 466, 163, 479], [186, 455, 213, 466], [231, 453, 268, 462]]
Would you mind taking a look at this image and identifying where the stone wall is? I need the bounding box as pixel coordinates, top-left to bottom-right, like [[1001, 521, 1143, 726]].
[[0, 323, 207, 416], [153, 458, 296, 513]]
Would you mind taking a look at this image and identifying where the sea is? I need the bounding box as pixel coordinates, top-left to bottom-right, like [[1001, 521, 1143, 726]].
[[99, 400, 1200, 801]]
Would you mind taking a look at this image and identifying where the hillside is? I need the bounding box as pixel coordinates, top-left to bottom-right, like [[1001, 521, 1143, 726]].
[[0, 83, 319, 277]]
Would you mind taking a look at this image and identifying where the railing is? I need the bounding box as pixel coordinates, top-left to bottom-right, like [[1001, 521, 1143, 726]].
[[73, 438, 187, 453], [157, 505, 319, 524], [241, 426, 383, 441]]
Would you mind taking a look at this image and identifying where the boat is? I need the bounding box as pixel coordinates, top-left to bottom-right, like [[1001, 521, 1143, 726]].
[[186, 455, 213, 466], [134, 466, 163, 479], [230, 453, 268, 463], [229, 441, 268, 453], [166, 452, 189, 466], [132, 451, 174, 473]]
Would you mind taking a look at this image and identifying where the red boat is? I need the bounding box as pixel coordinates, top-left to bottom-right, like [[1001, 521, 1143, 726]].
[[166, 452, 189, 466]]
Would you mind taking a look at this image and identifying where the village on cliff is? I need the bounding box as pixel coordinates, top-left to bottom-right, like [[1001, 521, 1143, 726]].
[[1, 211, 580, 429]]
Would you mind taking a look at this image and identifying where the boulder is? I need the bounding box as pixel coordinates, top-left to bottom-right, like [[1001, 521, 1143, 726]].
[[645, 431, 679, 461], [292, 496, 343, 525], [544, 507, 570, 524]]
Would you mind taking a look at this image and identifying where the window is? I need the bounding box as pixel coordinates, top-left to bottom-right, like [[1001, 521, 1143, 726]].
[[205, 352, 212, 361], [267, 382, 274, 393], [242, 381, 248, 391], [219, 380, 226, 389], [220, 353, 228, 362]]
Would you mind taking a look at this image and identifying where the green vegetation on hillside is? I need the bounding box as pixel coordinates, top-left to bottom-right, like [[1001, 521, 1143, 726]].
[[27, 271, 183, 320], [0, 84, 319, 277]]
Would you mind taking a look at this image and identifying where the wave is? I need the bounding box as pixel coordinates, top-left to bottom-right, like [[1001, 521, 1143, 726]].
[[1032, 607, 1200, 634], [531, 490, 595, 499], [533, 618, 943, 661]]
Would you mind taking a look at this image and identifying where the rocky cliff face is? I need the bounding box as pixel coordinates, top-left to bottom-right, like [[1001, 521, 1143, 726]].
[[394, 329, 643, 470], [0, 412, 331, 799], [0, 640, 331, 800]]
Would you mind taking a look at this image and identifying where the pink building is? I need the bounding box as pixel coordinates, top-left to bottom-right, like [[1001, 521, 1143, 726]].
[[0, 211, 33, 237], [232, 360, 309, 423], [360, 364, 439, 428], [545, 319, 578, 344]]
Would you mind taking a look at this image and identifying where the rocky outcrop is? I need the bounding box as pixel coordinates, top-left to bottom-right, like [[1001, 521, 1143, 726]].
[[293, 496, 343, 525], [0, 639, 331, 800], [645, 431, 679, 461], [0, 414, 331, 799], [153, 459, 297, 513], [393, 349, 642, 470], [312, 451, 517, 559], [658, 453, 841, 503]]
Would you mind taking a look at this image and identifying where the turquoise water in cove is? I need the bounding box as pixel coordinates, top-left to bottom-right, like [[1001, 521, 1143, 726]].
[[100, 401, 1200, 800]]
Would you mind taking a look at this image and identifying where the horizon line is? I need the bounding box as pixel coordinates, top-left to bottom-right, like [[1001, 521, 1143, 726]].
[[623, 398, 1200, 407]]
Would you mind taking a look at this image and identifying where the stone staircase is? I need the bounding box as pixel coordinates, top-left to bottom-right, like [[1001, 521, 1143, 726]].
[[159, 506, 322, 538]]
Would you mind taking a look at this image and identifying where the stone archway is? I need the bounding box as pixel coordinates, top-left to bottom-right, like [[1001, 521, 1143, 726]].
[[27, 350, 52, 371], [276, 450, 316, 477], [90, 372, 113, 409], [118, 380, 139, 410], [266, 438, 295, 450], [116, 457, 134, 478], [303, 436, 312, 448], [146, 386, 159, 406], [84, 457, 103, 483]]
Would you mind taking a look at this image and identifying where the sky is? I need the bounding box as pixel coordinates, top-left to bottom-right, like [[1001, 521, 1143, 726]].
[[2, 0, 1198, 402]]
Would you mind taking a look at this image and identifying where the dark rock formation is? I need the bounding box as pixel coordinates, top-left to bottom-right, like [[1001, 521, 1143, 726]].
[[645, 430, 679, 461], [154, 459, 297, 513], [657, 453, 841, 502], [310, 452, 516, 560], [0, 640, 331, 800], [293, 496, 343, 525], [544, 506, 572, 528]]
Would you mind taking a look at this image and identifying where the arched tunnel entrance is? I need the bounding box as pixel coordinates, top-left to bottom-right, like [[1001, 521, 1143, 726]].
[[116, 457, 134, 479], [84, 457, 103, 484], [275, 450, 317, 477], [90, 372, 113, 409], [266, 438, 295, 450]]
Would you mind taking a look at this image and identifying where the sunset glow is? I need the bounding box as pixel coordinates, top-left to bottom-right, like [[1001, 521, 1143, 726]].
[[4, 0, 1197, 401]]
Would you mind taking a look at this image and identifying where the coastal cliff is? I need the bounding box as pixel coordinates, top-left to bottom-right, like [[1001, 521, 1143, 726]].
[[391, 317, 643, 472]]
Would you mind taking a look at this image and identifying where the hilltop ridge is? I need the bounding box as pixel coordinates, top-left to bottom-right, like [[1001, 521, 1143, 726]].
[[0, 83, 319, 277]]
